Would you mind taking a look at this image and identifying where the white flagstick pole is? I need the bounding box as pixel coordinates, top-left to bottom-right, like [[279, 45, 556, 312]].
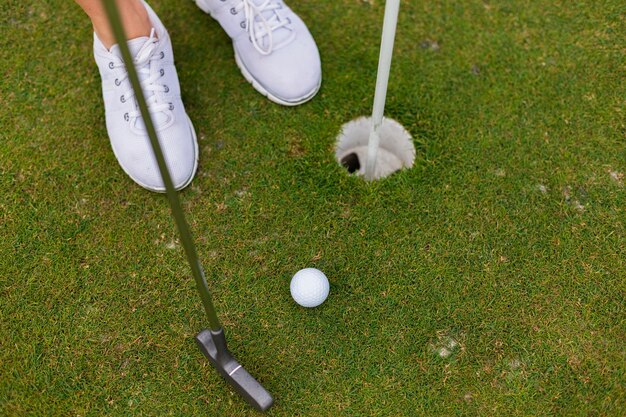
[[365, 0, 401, 180]]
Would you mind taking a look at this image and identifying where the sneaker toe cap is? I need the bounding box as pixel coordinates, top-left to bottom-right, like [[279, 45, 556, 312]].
[[236, 33, 321, 103], [110, 121, 198, 192]]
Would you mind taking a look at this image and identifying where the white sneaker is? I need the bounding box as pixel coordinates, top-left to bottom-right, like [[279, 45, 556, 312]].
[[195, 0, 322, 106], [93, 1, 198, 192]]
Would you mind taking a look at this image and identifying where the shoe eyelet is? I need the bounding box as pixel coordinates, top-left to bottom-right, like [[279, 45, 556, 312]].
[[108, 61, 115, 69], [168, 103, 174, 110], [124, 113, 129, 121], [240, 21, 246, 29], [120, 95, 125, 103], [286, 17, 291, 24], [160, 68, 165, 76], [159, 51, 165, 59], [164, 85, 169, 93], [230, 7, 237, 14], [114, 78, 121, 86]]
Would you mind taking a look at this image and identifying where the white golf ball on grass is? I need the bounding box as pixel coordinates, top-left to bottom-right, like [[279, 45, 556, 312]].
[[290, 268, 330, 308]]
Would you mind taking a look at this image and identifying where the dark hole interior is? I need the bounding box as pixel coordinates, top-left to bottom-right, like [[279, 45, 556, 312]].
[[340, 153, 360, 173]]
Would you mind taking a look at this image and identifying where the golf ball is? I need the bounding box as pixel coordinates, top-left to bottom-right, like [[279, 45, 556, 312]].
[[290, 268, 330, 308]]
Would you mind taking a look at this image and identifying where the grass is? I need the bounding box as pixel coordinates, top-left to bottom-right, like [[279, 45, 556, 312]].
[[1, 0, 624, 415]]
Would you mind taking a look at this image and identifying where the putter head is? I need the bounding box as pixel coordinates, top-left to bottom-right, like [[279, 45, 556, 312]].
[[195, 329, 274, 412]]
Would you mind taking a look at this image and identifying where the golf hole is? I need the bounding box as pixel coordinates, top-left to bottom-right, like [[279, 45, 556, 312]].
[[340, 153, 361, 173], [335, 117, 415, 180]]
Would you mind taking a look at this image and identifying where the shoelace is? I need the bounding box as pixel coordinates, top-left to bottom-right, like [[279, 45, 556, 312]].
[[112, 29, 171, 122], [236, 0, 292, 55]]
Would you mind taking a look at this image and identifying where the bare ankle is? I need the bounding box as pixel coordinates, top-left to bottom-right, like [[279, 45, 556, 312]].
[[76, 0, 153, 49]]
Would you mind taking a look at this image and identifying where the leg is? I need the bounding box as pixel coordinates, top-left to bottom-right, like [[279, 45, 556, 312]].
[[74, 0, 152, 49]]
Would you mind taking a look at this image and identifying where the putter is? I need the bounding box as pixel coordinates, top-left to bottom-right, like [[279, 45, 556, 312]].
[[100, 0, 273, 411]]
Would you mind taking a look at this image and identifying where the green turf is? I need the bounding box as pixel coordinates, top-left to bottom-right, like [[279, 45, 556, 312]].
[[1, 0, 624, 415]]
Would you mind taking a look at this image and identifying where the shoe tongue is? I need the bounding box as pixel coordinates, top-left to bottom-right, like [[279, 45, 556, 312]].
[[110, 36, 151, 60]]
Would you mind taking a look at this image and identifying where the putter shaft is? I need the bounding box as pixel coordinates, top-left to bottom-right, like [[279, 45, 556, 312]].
[[100, 0, 221, 331]]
